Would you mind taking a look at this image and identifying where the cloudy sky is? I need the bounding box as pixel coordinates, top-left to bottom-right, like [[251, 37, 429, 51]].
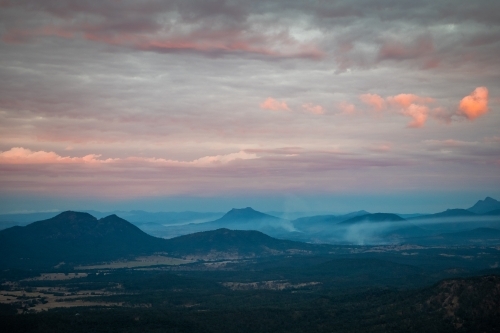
[[0, 0, 499, 214]]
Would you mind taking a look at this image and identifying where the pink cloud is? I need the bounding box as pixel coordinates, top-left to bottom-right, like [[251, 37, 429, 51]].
[[401, 104, 429, 128], [0, 147, 110, 164], [302, 103, 325, 115], [358, 92, 437, 127], [0, 145, 417, 199], [0, 147, 258, 167], [260, 98, 291, 111], [458, 87, 489, 120], [140, 151, 258, 166], [369, 144, 392, 153], [386, 94, 434, 108], [337, 101, 356, 114], [359, 94, 385, 110], [357, 89, 493, 128]]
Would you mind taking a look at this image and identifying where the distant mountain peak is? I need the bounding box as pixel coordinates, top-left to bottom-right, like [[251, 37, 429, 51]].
[[340, 213, 405, 225], [221, 207, 277, 221], [230, 207, 256, 213], [468, 197, 500, 214]]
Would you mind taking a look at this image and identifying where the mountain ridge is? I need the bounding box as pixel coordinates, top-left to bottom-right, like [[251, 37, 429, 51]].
[[339, 213, 406, 224], [0, 210, 325, 269], [468, 196, 500, 214]]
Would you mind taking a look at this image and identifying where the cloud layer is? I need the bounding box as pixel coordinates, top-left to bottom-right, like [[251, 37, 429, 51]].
[[0, 0, 498, 210]]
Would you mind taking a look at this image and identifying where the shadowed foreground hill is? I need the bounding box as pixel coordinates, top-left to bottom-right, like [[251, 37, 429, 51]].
[[164, 228, 320, 258], [0, 212, 167, 268]]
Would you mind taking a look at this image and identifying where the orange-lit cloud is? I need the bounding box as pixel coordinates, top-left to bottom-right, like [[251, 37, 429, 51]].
[[401, 104, 429, 128], [386, 94, 434, 108], [359, 94, 385, 110], [359, 93, 434, 127], [459, 87, 489, 120], [302, 103, 325, 115], [260, 98, 291, 111]]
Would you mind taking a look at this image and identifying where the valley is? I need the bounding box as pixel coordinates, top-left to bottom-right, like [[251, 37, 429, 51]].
[[2, 198, 500, 332]]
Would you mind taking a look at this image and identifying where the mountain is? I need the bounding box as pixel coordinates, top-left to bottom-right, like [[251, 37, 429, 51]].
[[409, 208, 477, 220], [0, 211, 166, 269], [0, 211, 328, 269], [468, 197, 500, 214], [292, 210, 370, 226], [159, 207, 295, 238], [0, 210, 224, 232], [215, 207, 279, 223], [164, 228, 320, 258], [339, 213, 406, 224]]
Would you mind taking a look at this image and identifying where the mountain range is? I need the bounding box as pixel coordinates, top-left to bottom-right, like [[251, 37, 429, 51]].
[[1, 197, 500, 256], [0, 211, 323, 269]]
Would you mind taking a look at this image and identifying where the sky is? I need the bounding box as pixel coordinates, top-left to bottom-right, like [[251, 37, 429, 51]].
[[0, 0, 499, 214]]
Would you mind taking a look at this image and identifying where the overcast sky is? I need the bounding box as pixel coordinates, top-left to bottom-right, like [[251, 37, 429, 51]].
[[0, 0, 499, 214]]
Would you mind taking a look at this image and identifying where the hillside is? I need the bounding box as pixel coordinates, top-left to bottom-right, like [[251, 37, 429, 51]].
[[410, 209, 477, 220], [339, 213, 406, 224], [0, 212, 167, 269], [159, 207, 295, 238], [292, 210, 369, 227], [468, 197, 500, 214], [164, 228, 319, 258]]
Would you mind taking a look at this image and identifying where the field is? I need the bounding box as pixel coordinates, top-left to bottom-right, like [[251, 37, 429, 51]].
[[75, 255, 193, 269]]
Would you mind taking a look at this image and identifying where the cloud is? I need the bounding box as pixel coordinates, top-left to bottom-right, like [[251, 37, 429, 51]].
[[0, 0, 499, 205], [359, 92, 434, 127], [377, 35, 435, 64], [260, 98, 290, 111], [337, 101, 356, 114], [368, 144, 392, 153], [0, 147, 111, 164], [141, 150, 258, 166], [459, 87, 489, 120], [359, 94, 385, 111], [401, 104, 429, 128], [302, 103, 325, 115], [0, 147, 258, 167], [1, 1, 325, 60], [385, 94, 434, 127], [386, 94, 434, 108]]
